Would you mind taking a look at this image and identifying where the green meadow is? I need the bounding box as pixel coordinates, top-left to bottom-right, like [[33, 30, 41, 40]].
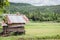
[[0, 22, 60, 40]]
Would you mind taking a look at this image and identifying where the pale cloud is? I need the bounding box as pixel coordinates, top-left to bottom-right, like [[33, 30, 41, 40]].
[[8, 0, 41, 3], [8, 0, 60, 6]]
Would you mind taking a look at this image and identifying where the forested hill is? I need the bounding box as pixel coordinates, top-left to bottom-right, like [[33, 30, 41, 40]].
[[7, 2, 60, 22], [10, 2, 32, 6]]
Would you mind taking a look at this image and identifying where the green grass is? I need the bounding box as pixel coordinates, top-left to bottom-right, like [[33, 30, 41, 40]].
[[0, 22, 60, 40], [25, 22, 60, 37]]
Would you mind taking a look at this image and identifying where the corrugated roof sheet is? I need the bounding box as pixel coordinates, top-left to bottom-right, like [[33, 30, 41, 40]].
[[8, 15, 26, 23], [5, 15, 29, 24]]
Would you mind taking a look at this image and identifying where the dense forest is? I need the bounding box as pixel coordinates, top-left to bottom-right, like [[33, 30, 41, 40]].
[[6, 2, 60, 22]]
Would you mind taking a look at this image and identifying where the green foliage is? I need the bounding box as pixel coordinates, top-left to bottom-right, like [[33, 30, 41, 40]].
[[0, 0, 9, 14], [6, 2, 60, 22]]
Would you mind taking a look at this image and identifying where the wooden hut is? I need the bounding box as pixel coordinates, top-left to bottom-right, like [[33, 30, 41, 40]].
[[1, 14, 29, 36]]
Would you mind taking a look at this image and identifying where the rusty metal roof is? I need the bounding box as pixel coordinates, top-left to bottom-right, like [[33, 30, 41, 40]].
[[5, 14, 29, 24]]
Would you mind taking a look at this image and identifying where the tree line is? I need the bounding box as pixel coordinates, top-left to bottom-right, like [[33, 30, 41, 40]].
[[2, 2, 60, 22]]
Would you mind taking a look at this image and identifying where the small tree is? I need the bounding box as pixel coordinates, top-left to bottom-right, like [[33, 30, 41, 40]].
[[0, 0, 9, 14], [0, 0, 9, 21]]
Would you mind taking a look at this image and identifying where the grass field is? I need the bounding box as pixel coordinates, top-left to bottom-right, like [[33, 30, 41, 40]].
[[0, 22, 60, 40]]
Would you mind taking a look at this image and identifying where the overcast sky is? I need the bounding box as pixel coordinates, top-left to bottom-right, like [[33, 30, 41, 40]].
[[9, 0, 60, 6]]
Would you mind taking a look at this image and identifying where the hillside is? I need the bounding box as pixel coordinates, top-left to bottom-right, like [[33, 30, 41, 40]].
[[10, 2, 32, 6], [6, 2, 60, 22]]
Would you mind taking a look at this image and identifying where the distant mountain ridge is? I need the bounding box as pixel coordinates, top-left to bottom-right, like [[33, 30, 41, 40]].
[[10, 2, 32, 6], [9, 2, 60, 14]]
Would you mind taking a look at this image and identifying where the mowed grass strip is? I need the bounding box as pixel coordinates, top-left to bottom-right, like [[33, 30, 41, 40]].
[[25, 22, 60, 29]]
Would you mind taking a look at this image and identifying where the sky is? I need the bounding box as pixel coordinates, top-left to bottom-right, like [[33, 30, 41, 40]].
[[9, 0, 60, 6]]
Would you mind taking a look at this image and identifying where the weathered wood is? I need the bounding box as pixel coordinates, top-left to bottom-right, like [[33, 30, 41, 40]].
[[2, 25, 25, 36], [1, 14, 29, 36]]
